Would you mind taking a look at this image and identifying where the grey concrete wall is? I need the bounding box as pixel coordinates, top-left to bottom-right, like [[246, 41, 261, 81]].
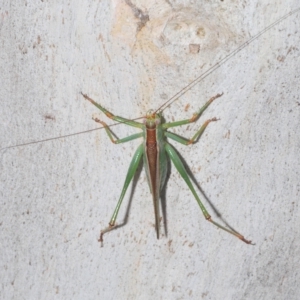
[[1, 1, 299, 299]]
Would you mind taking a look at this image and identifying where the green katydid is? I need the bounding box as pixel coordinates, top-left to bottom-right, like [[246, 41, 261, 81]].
[[81, 92, 253, 245]]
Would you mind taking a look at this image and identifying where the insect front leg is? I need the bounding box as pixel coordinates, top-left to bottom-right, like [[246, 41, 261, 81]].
[[81, 92, 143, 129]]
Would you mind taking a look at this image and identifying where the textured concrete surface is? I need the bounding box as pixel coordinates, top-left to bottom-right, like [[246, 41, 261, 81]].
[[1, 1, 300, 299]]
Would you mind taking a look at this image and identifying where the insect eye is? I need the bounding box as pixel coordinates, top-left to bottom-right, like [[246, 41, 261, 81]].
[[146, 109, 155, 118]]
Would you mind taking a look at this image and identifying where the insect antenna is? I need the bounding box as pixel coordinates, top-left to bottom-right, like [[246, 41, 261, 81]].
[[155, 8, 300, 114], [1, 109, 144, 151], [2, 8, 299, 151]]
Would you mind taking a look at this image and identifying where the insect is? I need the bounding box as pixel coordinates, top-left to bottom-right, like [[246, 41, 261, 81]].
[[2, 8, 299, 245], [81, 91, 249, 245], [82, 90, 255, 245]]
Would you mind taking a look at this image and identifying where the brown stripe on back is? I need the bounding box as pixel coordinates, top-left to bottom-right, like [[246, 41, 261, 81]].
[[146, 128, 157, 193]]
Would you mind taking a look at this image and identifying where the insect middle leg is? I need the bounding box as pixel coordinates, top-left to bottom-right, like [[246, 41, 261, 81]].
[[163, 92, 221, 124], [163, 93, 222, 145], [92, 117, 143, 144]]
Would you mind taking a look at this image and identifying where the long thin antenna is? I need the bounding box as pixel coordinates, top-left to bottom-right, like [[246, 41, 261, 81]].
[[155, 8, 300, 113], [1, 115, 144, 151], [1, 127, 104, 151], [2, 8, 299, 151]]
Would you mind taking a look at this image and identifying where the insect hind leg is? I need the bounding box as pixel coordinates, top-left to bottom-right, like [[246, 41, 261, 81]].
[[164, 142, 253, 245], [99, 144, 144, 246]]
